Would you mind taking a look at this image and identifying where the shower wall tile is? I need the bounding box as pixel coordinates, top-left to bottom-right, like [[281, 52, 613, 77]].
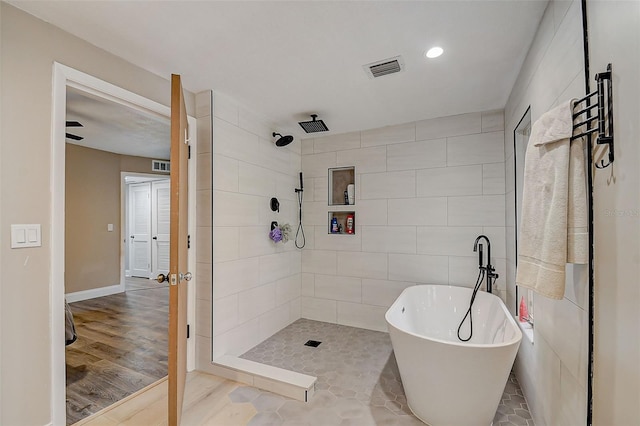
[[214, 191, 261, 226], [448, 195, 506, 227], [214, 155, 239, 192], [259, 252, 293, 285], [361, 122, 416, 147], [300, 108, 505, 332], [483, 163, 506, 195], [214, 294, 239, 335], [215, 257, 261, 299], [313, 227, 362, 252], [213, 91, 239, 125], [388, 253, 448, 284], [417, 226, 483, 256], [336, 251, 388, 279], [336, 301, 388, 332], [387, 197, 447, 226], [416, 112, 481, 140], [301, 152, 336, 178], [447, 131, 505, 166], [196, 298, 213, 339], [362, 279, 414, 307], [238, 226, 276, 258], [336, 146, 387, 174], [355, 199, 388, 225], [258, 303, 292, 342], [238, 282, 277, 323], [301, 250, 337, 275], [313, 131, 361, 153], [301, 138, 314, 155], [300, 296, 337, 323], [360, 170, 416, 199], [386, 138, 447, 171], [314, 274, 362, 303], [276, 274, 301, 305], [238, 162, 277, 196], [361, 226, 416, 254], [481, 110, 505, 132], [417, 165, 483, 197]]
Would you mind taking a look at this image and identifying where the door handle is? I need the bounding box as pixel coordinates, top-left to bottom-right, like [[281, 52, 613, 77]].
[[156, 273, 168, 283], [152, 236, 157, 240], [180, 272, 192, 282], [130, 235, 135, 239]]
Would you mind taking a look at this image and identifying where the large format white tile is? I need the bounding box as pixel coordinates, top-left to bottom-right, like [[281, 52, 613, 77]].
[[356, 199, 388, 225], [362, 279, 414, 307], [300, 297, 337, 323], [215, 257, 260, 299], [483, 163, 506, 195], [238, 106, 272, 139], [447, 131, 505, 166], [258, 304, 292, 342], [312, 177, 328, 203], [386, 138, 447, 171], [213, 91, 239, 125], [214, 226, 239, 262], [238, 282, 277, 323], [481, 226, 507, 258], [196, 299, 212, 338], [313, 131, 361, 153], [558, 363, 587, 425], [301, 138, 314, 155], [239, 162, 277, 196], [360, 170, 415, 199], [238, 226, 277, 258], [481, 110, 505, 132], [417, 226, 483, 256], [448, 256, 483, 288], [336, 146, 387, 173], [313, 227, 362, 252], [276, 274, 301, 305], [302, 201, 329, 227], [417, 165, 483, 197], [416, 112, 482, 140], [361, 122, 415, 147], [337, 302, 388, 332], [214, 294, 239, 335], [361, 226, 416, 254], [388, 197, 447, 226], [301, 273, 315, 296], [214, 117, 262, 164], [336, 251, 388, 279], [214, 318, 261, 357], [314, 274, 362, 303], [214, 191, 261, 226], [301, 152, 337, 178], [448, 195, 506, 226], [301, 250, 337, 274], [259, 252, 293, 285], [388, 254, 448, 284]]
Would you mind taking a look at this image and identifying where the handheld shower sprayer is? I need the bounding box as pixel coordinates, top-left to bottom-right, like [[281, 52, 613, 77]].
[[294, 172, 305, 249]]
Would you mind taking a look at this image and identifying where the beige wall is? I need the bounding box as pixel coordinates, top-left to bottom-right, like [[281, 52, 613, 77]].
[[0, 4, 193, 424], [587, 0, 640, 423], [505, 1, 588, 424], [65, 144, 169, 294]]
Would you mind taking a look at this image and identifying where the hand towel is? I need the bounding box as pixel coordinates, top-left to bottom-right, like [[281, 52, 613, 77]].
[[516, 100, 588, 300]]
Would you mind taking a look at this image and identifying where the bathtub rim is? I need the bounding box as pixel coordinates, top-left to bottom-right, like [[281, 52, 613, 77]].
[[385, 284, 523, 349]]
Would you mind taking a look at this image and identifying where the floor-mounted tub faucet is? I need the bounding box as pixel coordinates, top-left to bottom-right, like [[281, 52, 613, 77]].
[[473, 235, 499, 293]]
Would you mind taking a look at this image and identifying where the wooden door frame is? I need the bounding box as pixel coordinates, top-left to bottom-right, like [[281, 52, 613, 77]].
[[51, 63, 197, 425]]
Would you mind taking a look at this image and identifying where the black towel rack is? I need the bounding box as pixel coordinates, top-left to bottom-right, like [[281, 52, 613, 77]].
[[571, 63, 614, 169]]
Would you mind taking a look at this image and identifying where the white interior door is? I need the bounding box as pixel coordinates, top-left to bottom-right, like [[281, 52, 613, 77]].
[[129, 182, 152, 278], [152, 180, 171, 277]]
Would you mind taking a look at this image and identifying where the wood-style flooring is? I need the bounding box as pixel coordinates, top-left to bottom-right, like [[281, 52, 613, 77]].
[[73, 372, 256, 426], [66, 284, 169, 425]]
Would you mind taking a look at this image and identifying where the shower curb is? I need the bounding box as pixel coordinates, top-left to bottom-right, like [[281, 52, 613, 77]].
[[211, 355, 316, 402]]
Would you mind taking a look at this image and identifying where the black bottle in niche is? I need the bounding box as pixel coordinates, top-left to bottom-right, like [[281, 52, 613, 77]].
[[344, 191, 349, 205]]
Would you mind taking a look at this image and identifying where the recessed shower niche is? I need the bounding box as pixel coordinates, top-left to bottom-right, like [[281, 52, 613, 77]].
[[328, 166, 355, 206]]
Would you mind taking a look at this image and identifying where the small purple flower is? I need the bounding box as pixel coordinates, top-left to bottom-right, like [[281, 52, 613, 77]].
[[269, 227, 283, 243]]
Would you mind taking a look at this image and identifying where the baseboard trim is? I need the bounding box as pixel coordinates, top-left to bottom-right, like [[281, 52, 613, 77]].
[[66, 282, 125, 303]]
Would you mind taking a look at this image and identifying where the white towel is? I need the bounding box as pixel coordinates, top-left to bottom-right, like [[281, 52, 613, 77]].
[[516, 100, 588, 300]]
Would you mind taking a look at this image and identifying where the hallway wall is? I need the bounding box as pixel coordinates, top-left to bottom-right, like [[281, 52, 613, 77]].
[[0, 4, 194, 424]]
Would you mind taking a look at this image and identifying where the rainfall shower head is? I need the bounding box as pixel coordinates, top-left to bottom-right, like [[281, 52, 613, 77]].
[[273, 132, 294, 147], [298, 114, 329, 133]]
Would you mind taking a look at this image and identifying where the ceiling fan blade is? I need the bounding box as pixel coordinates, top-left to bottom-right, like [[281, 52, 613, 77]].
[[66, 132, 84, 141], [66, 121, 83, 128]]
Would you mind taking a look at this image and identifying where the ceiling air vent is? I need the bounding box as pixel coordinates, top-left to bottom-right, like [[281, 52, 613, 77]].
[[363, 56, 405, 79], [152, 160, 170, 173]]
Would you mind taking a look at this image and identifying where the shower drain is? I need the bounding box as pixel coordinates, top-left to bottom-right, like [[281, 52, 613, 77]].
[[304, 340, 322, 347]]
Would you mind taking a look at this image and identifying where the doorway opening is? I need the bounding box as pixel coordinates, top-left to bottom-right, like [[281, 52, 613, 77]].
[[51, 63, 197, 425]]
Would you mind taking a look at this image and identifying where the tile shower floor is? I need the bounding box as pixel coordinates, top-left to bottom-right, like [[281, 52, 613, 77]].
[[238, 319, 533, 426]]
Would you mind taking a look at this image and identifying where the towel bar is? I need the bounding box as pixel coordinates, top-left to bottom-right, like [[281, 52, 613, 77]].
[[571, 63, 614, 169]]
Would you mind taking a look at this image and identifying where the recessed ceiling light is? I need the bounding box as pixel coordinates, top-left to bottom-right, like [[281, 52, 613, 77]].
[[426, 47, 444, 59]]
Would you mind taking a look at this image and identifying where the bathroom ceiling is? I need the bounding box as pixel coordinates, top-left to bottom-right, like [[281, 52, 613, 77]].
[[12, 1, 549, 138]]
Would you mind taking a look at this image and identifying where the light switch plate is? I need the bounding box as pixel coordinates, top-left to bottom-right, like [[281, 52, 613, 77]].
[[11, 224, 41, 248], [107, 224, 114, 232]]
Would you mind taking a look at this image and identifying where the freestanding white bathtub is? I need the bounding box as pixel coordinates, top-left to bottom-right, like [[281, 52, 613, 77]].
[[385, 285, 522, 426]]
